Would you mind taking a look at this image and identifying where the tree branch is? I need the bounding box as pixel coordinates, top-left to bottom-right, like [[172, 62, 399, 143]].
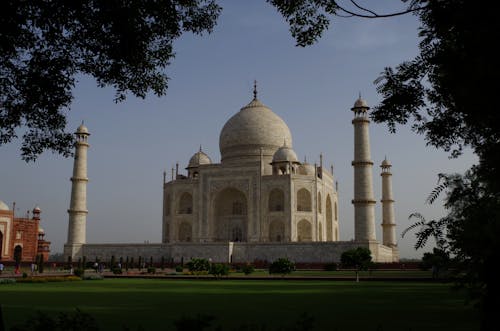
[[335, 1, 427, 19]]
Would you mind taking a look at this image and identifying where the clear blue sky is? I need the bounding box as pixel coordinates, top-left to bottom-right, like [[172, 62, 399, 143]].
[[0, 1, 475, 259]]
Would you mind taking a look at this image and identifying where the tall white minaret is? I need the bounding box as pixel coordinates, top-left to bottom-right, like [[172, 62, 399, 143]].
[[381, 157, 397, 247], [351, 96, 376, 242], [64, 123, 90, 259]]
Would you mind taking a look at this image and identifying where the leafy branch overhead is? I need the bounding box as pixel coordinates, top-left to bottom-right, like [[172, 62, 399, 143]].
[[0, 0, 221, 161]]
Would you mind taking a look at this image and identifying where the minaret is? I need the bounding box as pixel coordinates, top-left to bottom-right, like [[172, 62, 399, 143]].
[[381, 157, 397, 247], [64, 123, 90, 259], [351, 96, 376, 242]]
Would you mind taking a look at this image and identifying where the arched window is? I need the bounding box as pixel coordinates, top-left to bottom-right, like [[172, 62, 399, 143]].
[[335, 201, 338, 221], [326, 195, 333, 241], [318, 222, 323, 241], [165, 194, 171, 215], [269, 189, 285, 212], [178, 192, 193, 214], [14, 245, 22, 264], [297, 188, 312, 212], [318, 192, 322, 213], [297, 219, 312, 242]]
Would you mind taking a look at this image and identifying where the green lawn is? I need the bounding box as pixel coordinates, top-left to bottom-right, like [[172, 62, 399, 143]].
[[0, 279, 478, 331]]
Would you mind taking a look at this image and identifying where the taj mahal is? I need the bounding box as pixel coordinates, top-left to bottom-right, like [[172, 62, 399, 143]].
[[63, 85, 399, 263]]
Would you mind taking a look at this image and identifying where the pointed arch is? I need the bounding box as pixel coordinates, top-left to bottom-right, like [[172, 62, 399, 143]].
[[326, 195, 333, 241], [178, 192, 193, 214], [318, 192, 322, 213], [297, 219, 312, 242], [269, 188, 285, 212], [297, 188, 312, 212], [318, 222, 323, 241], [213, 188, 248, 242]]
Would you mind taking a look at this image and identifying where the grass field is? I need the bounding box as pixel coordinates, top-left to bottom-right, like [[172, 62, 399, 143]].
[[0, 278, 478, 331]]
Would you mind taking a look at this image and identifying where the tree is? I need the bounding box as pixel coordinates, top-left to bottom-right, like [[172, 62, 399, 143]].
[[340, 247, 372, 282], [271, 1, 498, 329], [1, 0, 221, 161]]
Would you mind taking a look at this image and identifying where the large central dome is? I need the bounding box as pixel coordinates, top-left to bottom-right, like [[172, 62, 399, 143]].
[[219, 97, 292, 164]]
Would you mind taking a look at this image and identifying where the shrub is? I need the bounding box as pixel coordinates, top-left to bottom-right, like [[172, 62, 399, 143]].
[[147, 267, 156, 274], [175, 265, 183, 273], [186, 258, 210, 274], [82, 274, 104, 280], [209, 263, 229, 278], [16, 276, 82, 283], [241, 263, 255, 275], [22, 272, 28, 278], [112, 268, 123, 274], [269, 258, 295, 276], [324, 263, 338, 271], [73, 268, 85, 277], [0, 278, 16, 284]]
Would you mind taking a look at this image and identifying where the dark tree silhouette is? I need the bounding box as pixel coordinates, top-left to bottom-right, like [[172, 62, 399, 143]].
[[0, 0, 221, 160]]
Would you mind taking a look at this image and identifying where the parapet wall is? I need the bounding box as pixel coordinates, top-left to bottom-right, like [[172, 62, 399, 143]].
[[79, 241, 398, 263]]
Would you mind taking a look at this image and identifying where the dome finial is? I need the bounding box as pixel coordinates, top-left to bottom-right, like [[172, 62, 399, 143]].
[[253, 80, 258, 100], [199, 144, 203, 152], [359, 91, 362, 99]]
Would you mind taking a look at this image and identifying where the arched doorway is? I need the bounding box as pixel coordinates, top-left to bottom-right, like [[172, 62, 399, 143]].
[[14, 245, 22, 264], [297, 188, 312, 211], [213, 188, 247, 242], [297, 219, 312, 242]]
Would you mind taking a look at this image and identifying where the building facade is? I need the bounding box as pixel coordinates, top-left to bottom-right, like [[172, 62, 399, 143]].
[[163, 92, 339, 245], [64, 88, 399, 263], [0, 202, 51, 262]]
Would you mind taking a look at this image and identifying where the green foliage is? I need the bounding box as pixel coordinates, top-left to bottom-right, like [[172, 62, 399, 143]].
[[112, 268, 123, 275], [1, 1, 222, 161], [82, 274, 103, 281], [175, 265, 183, 273], [186, 258, 210, 274], [22, 272, 28, 278], [209, 263, 229, 278], [147, 267, 156, 274], [341, 247, 372, 271], [16, 276, 82, 283], [269, 258, 295, 275], [0, 278, 16, 284], [241, 263, 255, 275], [341, 247, 372, 270], [73, 268, 85, 277], [10, 309, 99, 331], [421, 248, 450, 279]]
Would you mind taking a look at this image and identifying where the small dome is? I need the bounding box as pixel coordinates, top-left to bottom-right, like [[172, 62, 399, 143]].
[[381, 157, 391, 167], [38, 227, 45, 234], [33, 206, 41, 212], [299, 162, 316, 176], [352, 97, 369, 109], [0, 200, 9, 211], [76, 123, 89, 135], [272, 143, 298, 163], [187, 148, 212, 168]]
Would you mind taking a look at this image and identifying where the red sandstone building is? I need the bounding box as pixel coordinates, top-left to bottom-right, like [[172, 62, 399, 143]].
[[0, 201, 51, 263]]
